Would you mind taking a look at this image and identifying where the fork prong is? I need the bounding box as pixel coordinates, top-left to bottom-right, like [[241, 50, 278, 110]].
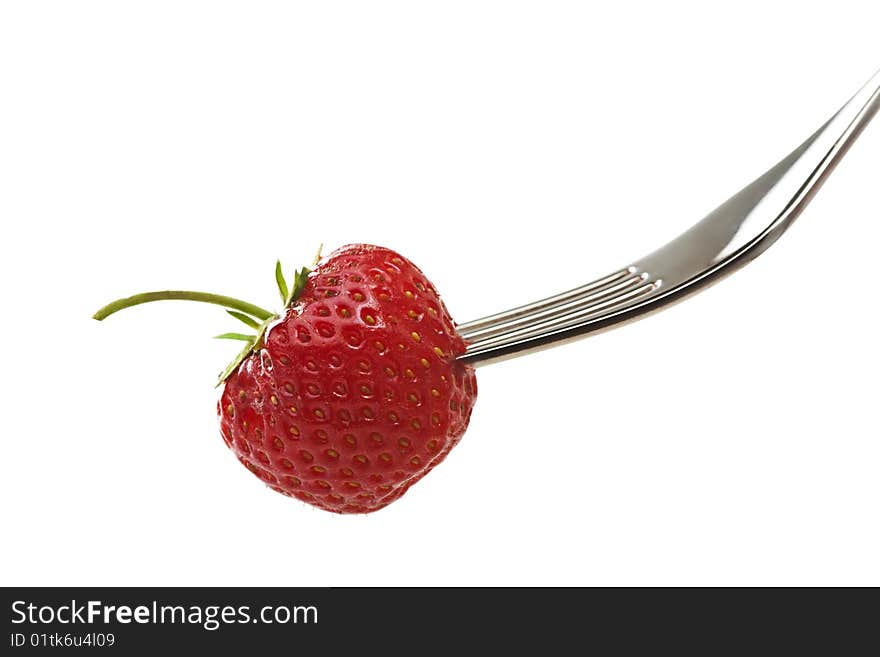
[[464, 278, 660, 356], [460, 269, 648, 343], [457, 267, 635, 335]]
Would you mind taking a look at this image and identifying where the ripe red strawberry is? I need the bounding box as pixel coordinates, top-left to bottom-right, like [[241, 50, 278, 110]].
[[94, 244, 477, 513]]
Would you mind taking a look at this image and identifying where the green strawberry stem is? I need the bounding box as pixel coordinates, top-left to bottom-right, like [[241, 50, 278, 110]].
[[92, 291, 274, 322], [92, 255, 319, 386]]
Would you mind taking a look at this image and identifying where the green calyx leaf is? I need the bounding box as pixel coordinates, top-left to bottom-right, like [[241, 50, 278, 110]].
[[311, 243, 324, 268], [288, 266, 310, 306], [218, 339, 258, 386], [214, 333, 256, 342], [275, 260, 289, 303], [226, 310, 261, 329], [215, 254, 316, 387]]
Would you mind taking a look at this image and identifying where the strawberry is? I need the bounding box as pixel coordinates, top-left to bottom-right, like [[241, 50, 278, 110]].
[[94, 244, 478, 513]]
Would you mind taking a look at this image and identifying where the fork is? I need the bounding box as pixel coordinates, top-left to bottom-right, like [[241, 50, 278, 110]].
[[458, 68, 880, 366]]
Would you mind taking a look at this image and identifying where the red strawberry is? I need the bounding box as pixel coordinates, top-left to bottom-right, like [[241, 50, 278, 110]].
[[94, 244, 477, 513]]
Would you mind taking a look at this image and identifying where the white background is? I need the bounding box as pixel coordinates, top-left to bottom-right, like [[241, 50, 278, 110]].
[[1, 1, 878, 586]]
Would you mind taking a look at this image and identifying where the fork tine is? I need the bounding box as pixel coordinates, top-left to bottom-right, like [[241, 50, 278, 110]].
[[457, 267, 635, 335], [464, 275, 661, 355], [460, 269, 649, 343]]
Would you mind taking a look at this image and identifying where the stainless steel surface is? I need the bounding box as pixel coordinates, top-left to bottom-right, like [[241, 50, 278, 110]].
[[459, 68, 880, 366]]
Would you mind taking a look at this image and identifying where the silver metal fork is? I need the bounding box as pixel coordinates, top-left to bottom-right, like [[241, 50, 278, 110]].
[[458, 68, 880, 366]]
